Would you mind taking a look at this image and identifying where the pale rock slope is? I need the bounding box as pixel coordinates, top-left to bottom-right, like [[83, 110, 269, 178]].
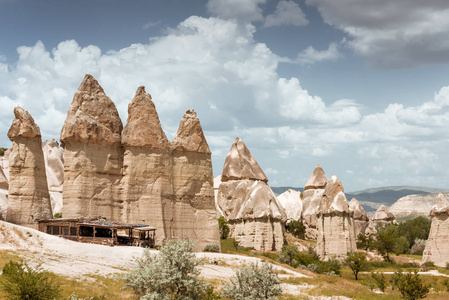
[[365, 205, 397, 235], [317, 175, 356, 260], [170, 110, 221, 251], [423, 194, 449, 267], [217, 137, 286, 251], [349, 198, 369, 237], [42, 139, 64, 214], [60, 74, 123, 220], [302, 165, 327, 239], [277, 189, 302, 223], [121, 86, 172, 246], [6, 106, 52, 228], [389, 193, 449, 221]]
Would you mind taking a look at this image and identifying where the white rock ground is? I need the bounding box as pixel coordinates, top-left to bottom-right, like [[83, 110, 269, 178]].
[[0, 220, 318, 297]]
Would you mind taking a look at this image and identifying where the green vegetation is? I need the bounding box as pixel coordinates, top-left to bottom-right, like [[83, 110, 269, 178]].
[[218, 216, 230, 240], [391, 270, 430, 300], [0, 147, 8, 157], [203, 244, 220, 253], [0, 260, 62, 300], [371, 272, 388, 293], [222, 262, 282, 299], [344, 251, 368, 280], [53, 212, 63, 218], [284, 220, 305, 239]]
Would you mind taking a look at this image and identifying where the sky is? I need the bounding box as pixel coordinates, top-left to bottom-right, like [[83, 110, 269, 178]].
[[1, 0, 449, 192]]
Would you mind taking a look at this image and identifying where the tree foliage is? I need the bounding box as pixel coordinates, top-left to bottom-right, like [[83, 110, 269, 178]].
[[356, 233, 374, 251], [123, 239, 210, 300], [218, 216, 230, 240], [285, 220, 305, 239], [390, 269, 429, 300], [371, 272, 388, 293], [345, 251, 368, 280], [374, 225, 397, 262], [222, 262, 282, 300], [0, 260, 62, 300]]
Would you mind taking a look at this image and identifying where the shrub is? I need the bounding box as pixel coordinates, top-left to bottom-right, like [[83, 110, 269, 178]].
[[285, 220, 305, 239], [356, 233, 375, 251], [397, 217, 431, 247], [443, 279, 449, 291], [420, 261, 435, 272], [345, 251, 368, 280], [0, 260, 62, 300], [218, 216, 230, 240], [371, 272, 388, 293], [410, 239, 426, 255], [203, 244, 220, 253], [53, 212, 62, 218], [374, 225, 397, 262], [222, 262, 282, 299], [394, 236, 410, 255], [123, 238, 210, 299], [391, 269, 429, 300]]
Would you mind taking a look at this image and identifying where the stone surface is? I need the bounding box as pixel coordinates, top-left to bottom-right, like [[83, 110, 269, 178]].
[[0, 148, 11, 182], [61, 75, 123, 220], [0, 188, 7, 220], [171, 110, 220, 251], [277, 189, 302, 223], [389, 193, 446, 221], [316, 175, 356, 260], [423, 194, 449, 267], [6, 107, 52, 228], [349, 197, 369, 238], [302, 165, 328, 239], [42, 139, 64, 214], [221, 137, 268, 182], [217, 138, 286, 251], [365, 205, 397, 235]]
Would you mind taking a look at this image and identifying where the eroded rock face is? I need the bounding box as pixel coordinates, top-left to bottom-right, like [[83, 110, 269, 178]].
[[121, 87, 173, 246], [389, 193, 443, 221], [316, 175, 356, 260], [170, 110, 220, 251], [6, 107, 52, 227], [42, 139, 64, 214], [365, 205, 397, 235], [277, 189, 302, 223], [217, 138, 286, 251], [349, 197, 369, 238], [61, 75, 123, 220], [302, 165, 328, 239], [423, 194, 449, 267]]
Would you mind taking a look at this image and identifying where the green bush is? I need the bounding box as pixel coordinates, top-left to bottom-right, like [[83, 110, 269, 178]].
[[397, 217, 431, 247], [0, 260, 62, 300], [394, 236, 410, 255], [391, 269, 429, 300], [53, 212, 62, 218], [410, 239, 426, 255], [123, 239, 211, 299], [203, 244, 220, 253], [285, 220, 305, 239], [345, 251, 368, 280], [218, 216, 230, 240], [356, 233, 375, 251], [371, 272, 388, 293], [222, 262, 282, 299]]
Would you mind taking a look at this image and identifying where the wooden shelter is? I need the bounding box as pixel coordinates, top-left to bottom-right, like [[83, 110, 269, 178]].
[[37, 217, 156, 247]]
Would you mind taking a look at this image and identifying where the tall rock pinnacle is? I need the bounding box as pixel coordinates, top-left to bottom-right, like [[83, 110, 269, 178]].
[[171, 110, 211, 154]]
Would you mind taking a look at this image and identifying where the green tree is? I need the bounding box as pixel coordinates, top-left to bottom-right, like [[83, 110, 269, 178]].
[[375, 225, 397, 262], [222, 262, 282, 300], [394, 236, 410, 255], [0, 260, 62, 300], [356, 233, 374, 251], [123, 239, 210, 299], [345, 251, 368, 280], [397, 217, 431, 247], [285, 220, 305, 239], [371, 272, 388, 293], [218, 216, 230, 240], [391, 269, 429, 300]]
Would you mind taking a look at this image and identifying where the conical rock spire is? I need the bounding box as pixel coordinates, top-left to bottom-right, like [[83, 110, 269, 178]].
[[172, 110, 210, 154], [7, 106, 41, 139], [304, 164, 327, 190]]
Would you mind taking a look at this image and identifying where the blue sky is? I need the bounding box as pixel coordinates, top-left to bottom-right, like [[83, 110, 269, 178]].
[[1, 0, 449, 191]]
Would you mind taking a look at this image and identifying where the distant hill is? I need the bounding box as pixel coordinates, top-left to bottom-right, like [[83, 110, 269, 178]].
[[271, 185, 449, 216]]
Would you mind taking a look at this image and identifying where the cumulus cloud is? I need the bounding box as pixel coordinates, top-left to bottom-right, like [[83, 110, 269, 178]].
[[206, 0, 266, 22], [264, 0, 308, 27], [296, 42, 341, 65], [306, 0, 449, 68]]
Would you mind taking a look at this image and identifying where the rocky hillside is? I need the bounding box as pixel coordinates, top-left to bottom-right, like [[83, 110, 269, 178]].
[[389, 192, 449, 222]]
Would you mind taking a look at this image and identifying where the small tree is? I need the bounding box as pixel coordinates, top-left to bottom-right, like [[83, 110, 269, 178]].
[[0, 260, 62, 300], [391, 269, 429, 300], [123, 238, 210, 299], [345, 251, 368, 280], [375, 225, 397, 262], [371, 272, 388, 293], [356, 233, 375, 251], [285, 220, 305, 239], [218, 216, 230, 240], [222, 262, 282, 299], [394, 236, 410, 255]]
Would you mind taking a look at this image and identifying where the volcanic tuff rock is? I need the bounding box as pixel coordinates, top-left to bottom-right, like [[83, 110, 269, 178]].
[[217, 138, 286, 251], [6, 107, 52, 228], [316, 175, 356, 260], [349, 198, 369, 237], [365, 205, 397, 235], [61, 74, 124, 220], [389, 193, 446, 221], [277, 189, 302, 223], [423, 194, 449, 267], [302, 165, 328, 239], [42, 140, 64, 214]]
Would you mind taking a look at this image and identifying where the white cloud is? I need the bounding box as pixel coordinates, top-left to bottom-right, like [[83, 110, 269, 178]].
[[296, 42, 341, 65], [142, 21, 161, 30], [206, 0, 266, 22], [306, 0, 449, 68], [264, 0, 308, 27]]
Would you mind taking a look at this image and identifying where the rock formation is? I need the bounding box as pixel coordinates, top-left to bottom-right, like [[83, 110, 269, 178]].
[[316, 175, 356, 260], [61, 74, 124, 220], [6, 106, 52, 227], [302, 165, 328, 239], [0, 149, 10, 220], [42, 140, 64, 214], [277, 189, 302, 223], [217, 137, 286, 251], [365, 205, 397, 235], [349, 197, 369, 238], [171, 110, 220, 251], [389, 193, 446, 221], [423, 193, 449, 267], [121, 86, 173, 246]]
